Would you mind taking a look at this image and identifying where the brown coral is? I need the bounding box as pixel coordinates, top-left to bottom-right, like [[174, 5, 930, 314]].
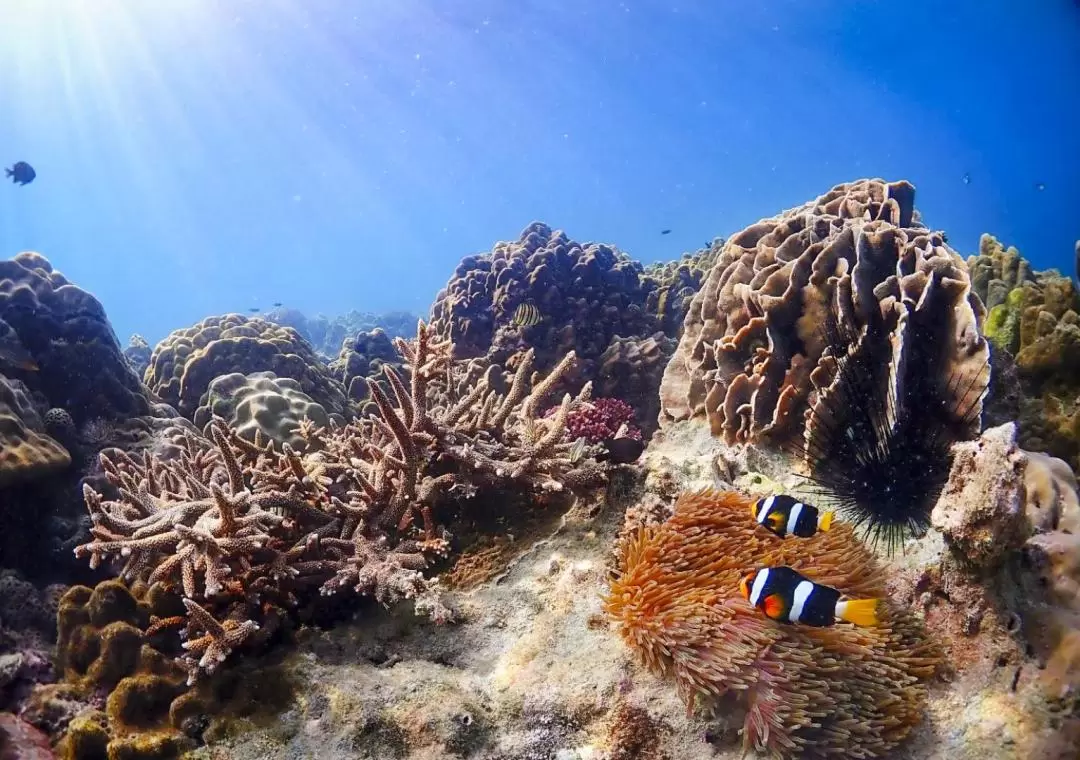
[[0, 375, 70, 487], [76, 320, 609, 681], [143, 314, 351, 420], [659, 178, 989, 447], [429, 222, 660, 383], [605, 488, 938, 759]]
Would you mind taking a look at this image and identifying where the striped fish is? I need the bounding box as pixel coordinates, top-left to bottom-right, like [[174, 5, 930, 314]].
[[751, 494, 834, 539], [739, 566, 880, 627], [511, 301, 542, 328]]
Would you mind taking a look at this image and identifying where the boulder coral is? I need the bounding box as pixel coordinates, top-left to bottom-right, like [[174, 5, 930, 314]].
[[0, 252, 152, 426], [659, 178, 989, 448], [143, 314, 351, 421], [192, 370, 343, 454], [605, 488, 938, 759], [429, 222, 660, 382]]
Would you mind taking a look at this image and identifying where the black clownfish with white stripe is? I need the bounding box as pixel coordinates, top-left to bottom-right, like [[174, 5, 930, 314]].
[[751, 494, 834, 539], [738, 565, 880, 627]]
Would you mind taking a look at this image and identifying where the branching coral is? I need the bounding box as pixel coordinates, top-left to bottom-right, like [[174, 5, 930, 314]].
[[75, 321, 608, 682], [605, 489, 937, 759]]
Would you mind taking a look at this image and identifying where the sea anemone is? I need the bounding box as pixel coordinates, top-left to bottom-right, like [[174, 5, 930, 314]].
[[796, 287, 990, 553], [604, 488, 938, 759]]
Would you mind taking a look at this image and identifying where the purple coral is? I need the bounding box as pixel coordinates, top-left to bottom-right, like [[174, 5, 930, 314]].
[[551, 397, 642, 444]]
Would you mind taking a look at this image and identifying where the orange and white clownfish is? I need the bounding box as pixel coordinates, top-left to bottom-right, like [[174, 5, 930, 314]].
[[738, 565, 880, 627], [751, 494, 834, 539]]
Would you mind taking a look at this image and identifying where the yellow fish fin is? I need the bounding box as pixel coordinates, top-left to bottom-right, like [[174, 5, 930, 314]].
[[837, 598, 880, 626], [818, 510, 834, 532]]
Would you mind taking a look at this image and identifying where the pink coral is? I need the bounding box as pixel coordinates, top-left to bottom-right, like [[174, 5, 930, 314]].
[[549, 397, 642, 443]]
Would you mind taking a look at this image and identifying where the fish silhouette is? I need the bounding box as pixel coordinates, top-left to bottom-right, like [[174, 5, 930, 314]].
[[5, 161, 35, 185]]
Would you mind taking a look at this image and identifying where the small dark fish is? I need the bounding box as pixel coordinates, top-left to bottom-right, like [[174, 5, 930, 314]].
[[248, 307, 261, 313], [6, 161, 35, 185], [961, 172, 971, 185], [660, 229, 672, 235], [751, 494, 834, 539], [0, 320, 38, 371], [1035, 182, 1046, 191], [739, 566, 880, 627], [511, 301, 541, 328], [598, 435, 644, 464], [272, 301, 283, 307]]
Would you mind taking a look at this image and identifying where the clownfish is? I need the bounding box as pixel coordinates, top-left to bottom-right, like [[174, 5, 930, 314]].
[[751, 494, 834, 539], [738, 565, 880, 627]]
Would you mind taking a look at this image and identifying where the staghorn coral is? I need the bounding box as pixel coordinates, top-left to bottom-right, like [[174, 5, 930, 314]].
[[74, 320, 609, 682], [0, 374, 70, 488], [192, 371, 342, 454], [0, 252, 152, 426], [659, 178, 989, 448], [143, 314, 351, 420], [429, 222, 660, 383], [605, 488, 937, 759]]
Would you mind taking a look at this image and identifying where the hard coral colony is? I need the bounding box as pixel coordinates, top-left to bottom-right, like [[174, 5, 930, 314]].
[[72, 321, 607, 683]]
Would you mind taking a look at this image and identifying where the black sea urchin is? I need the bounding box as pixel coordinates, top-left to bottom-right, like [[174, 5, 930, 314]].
[[795, 280, 990, 554]]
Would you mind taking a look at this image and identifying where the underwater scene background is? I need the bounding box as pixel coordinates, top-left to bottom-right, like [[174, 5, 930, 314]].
[[1, 1, 1079, 759]]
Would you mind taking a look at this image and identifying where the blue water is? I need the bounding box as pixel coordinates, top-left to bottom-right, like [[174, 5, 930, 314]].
[[2, 0, 1078, 345]]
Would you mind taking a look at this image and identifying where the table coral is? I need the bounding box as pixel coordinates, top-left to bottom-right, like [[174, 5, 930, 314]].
[[143, 314, 351, 420], [659, 178, 989, 449], [605, 488, 938, 759], [74, 320, 610, 682]]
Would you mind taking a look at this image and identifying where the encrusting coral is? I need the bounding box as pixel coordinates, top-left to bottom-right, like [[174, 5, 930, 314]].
[[605, 488, 938, 759], [74, 320, 610, 683], [659, 178, 989, 450]]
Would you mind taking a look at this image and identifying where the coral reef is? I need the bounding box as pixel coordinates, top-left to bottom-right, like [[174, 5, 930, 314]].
[[596, 332, 676, 439], [192, 371, 343, 454], [74, 321, 609, 682], [328, 327, 405, 406], [123, 334, 152, 378], [0, 375, 70, 488], [0, 252, 152, 425], [605, 488, 937, 759], [429, 222, 660, 383], [659, 178, 988, 450], [641, 239, 723, 338], [965, 234, 1080, 472], [266, 307, 419, 360], [559, 397, 641, 444], [143, 314, 351, 420]]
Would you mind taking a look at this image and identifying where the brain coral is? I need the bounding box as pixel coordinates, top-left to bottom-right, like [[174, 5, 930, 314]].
[[605, 489, 937, 759], [192, 371, 341, 453], [0, 252, 151, 425], [429, 222, 660, 379], [144, 314, 351, 421], [0, 375, 70, 488], [659, 178, 989, 446]]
